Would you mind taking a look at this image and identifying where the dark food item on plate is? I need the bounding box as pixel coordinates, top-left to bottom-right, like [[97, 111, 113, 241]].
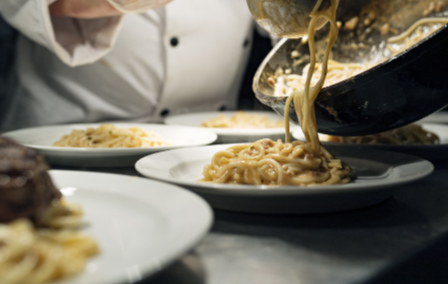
[[0, 136, 61, 223]]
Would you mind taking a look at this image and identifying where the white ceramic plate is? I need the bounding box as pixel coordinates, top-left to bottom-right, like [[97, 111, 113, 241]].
[[1, 123, 217, 167], [48, 170, 213, 284], [418, 111, 448, 124], [135, 144, 434, 214], [293, 123, 448, 161], [164, 111, 294, 143]]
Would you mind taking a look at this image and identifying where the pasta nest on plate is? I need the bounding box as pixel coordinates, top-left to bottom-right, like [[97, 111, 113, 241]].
[[200, 138, 351, 186]]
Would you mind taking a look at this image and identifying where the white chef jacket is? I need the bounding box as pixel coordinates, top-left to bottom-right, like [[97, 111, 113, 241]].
[[0, 0, 254, 131]]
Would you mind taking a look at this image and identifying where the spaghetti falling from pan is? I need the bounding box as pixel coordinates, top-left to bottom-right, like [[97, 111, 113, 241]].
[[200, 0, 351, 186]]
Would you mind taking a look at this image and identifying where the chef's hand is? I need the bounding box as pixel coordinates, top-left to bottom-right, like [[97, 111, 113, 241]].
[[49, 0, 123, 18], [49, 0, 173, 18]]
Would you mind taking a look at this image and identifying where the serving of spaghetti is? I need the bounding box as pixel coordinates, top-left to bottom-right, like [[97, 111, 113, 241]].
[[0, 200, 99, 284], [53, 124, 170, 148], [200, 138, 349, 186], [200, 111, 284, 129], [201, 0, 351, 187]]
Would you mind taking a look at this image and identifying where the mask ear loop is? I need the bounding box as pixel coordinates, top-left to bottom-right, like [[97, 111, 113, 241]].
[[107, 0, 173, 13]]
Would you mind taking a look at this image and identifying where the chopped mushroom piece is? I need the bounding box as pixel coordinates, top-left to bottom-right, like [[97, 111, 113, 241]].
[[344, 16, 359, 30], [380, 23, 391, 35], [423, 2, 436, 16]]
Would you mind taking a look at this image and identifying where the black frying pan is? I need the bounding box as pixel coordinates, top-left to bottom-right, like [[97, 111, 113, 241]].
[[253, 0, 448, 136]]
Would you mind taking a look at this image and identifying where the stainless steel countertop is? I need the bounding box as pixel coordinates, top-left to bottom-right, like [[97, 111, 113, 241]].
[[54, 158, 448, 284]]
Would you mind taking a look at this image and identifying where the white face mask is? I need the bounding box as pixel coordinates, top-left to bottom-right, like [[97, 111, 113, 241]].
[[107, 0, 174, 13]]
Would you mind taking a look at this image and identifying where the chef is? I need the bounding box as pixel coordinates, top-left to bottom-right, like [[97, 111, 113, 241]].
[[0, 0, 254, 131]]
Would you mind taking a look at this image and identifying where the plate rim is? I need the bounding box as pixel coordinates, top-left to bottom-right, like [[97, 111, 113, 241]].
[[134, 143, 434, 196], [419, 111, 448, 124], [48, 169, 213, 284], [1, 123, 218, 153]]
